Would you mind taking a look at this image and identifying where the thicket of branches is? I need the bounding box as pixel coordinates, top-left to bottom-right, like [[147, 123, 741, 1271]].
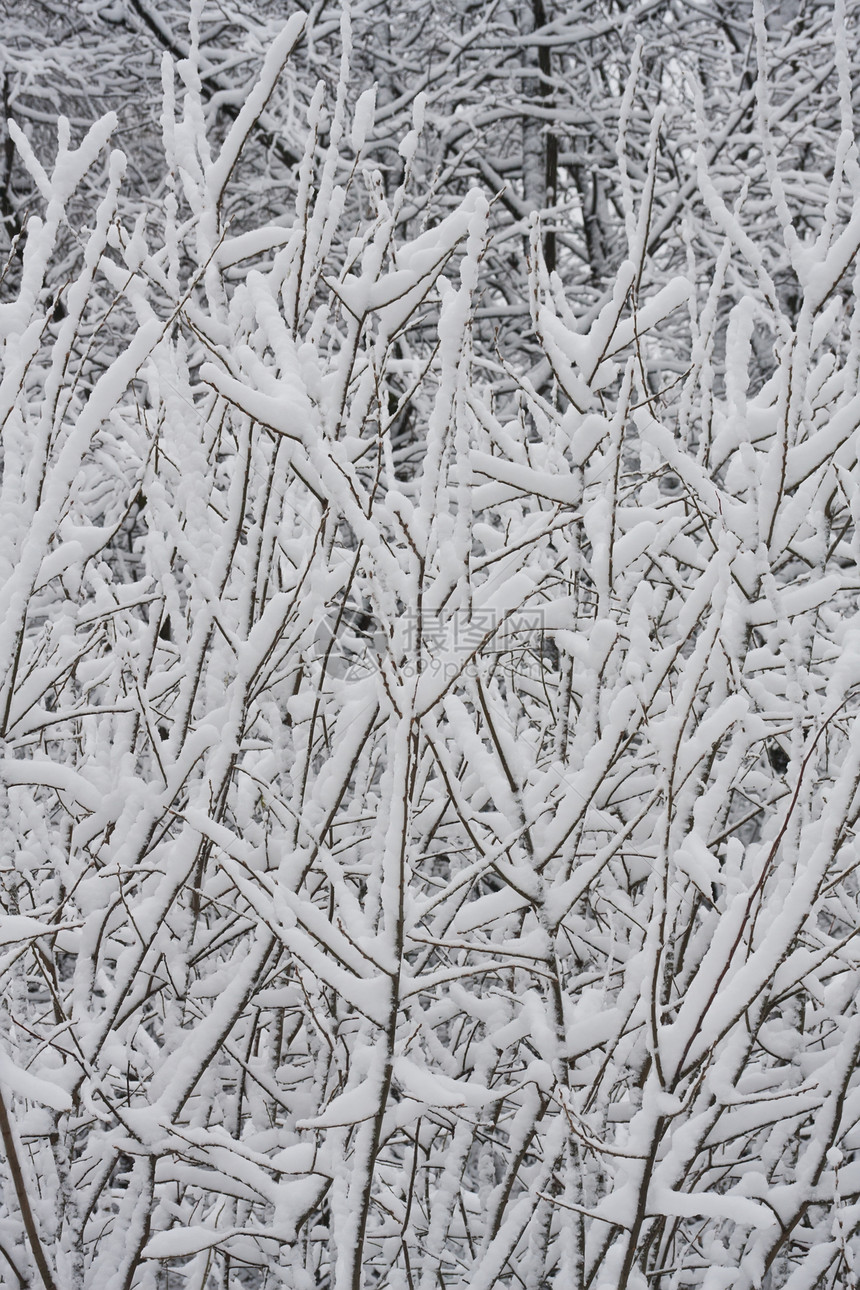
[[2, 1, 860, 1288]]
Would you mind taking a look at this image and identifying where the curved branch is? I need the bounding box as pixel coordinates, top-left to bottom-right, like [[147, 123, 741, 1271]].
[[124, 0, 302, 169]]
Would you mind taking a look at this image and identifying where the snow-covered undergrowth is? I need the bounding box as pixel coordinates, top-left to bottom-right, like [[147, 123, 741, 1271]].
[[3, 12, 860, 1290]]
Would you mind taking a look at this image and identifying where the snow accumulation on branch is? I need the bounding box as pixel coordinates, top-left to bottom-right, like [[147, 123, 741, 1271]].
[[2, 1, 860, 1287]]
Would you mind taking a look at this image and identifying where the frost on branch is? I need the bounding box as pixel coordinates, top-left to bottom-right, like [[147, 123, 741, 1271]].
[[1, 9, 860, 1290]]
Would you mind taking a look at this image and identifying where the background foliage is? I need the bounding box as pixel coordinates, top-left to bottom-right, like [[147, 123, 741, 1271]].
[[1, 2, 860, 1287]]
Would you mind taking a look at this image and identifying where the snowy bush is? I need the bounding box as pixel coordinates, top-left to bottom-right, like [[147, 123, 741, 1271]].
[[2, 4, 860, 1289]]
